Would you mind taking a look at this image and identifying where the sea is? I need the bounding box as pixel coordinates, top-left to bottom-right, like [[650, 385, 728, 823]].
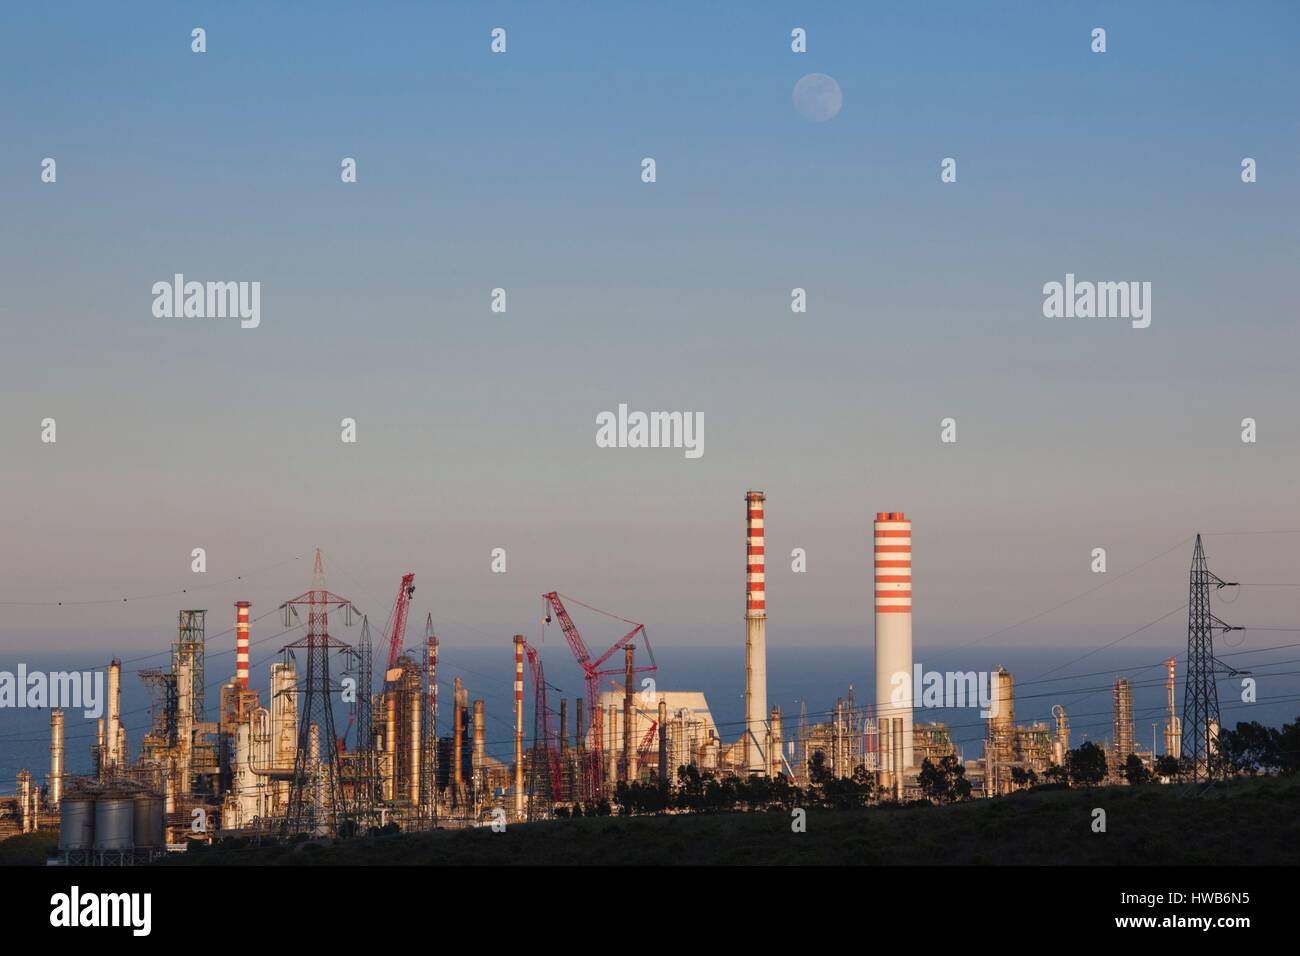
[[3, 641, 1298, 790]]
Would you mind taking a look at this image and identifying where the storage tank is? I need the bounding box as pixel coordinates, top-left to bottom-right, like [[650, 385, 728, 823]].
[[132, 794, 164, 848], [58, 794, 96, 851], [93, 795, 135, 850]]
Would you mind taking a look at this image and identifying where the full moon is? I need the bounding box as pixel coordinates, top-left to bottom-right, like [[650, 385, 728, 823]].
[[792, 73, 843, 122]]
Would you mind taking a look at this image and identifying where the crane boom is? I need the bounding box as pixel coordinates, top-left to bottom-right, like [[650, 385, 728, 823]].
[[542, 591, 656, 798], [637, 721, 658, 761], [384, 573, 416, 672]]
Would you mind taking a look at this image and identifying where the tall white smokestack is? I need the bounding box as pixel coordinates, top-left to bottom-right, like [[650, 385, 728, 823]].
[[105, 659, 122, 770], [874, 512, 913, 772], [235, 601, 251, 689], [17, 771, 33, 832], [745, 490, 768, 774], [49, 710, 64, 805]]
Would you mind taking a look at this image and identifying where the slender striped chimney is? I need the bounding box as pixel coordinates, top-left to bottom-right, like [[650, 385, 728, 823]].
[[235, 601, 251, 689], [745, 490, 768, 774], [874, 512, 913, 771], [513, 635, 525, 816]]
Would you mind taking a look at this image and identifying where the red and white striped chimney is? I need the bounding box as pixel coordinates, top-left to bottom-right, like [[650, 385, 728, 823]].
[[745, 490, 768, 773], [513, 635, 525, 815], [874, 512, 912, 771], [235, 601, 251, 689]]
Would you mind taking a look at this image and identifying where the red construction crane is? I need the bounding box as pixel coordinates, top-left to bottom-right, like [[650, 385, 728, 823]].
[[636, 719, 658, 763], [522, 640, 564, 798], [542, 592, 656, 797], [384, 573, 416, 673]]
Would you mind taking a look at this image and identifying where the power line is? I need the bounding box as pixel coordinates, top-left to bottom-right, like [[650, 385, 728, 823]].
[[0, 555, 303, 606]]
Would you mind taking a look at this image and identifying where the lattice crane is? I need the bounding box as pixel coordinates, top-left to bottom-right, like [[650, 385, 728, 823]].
[[542, 592, 656, 796], [384, 573, 416, 676]]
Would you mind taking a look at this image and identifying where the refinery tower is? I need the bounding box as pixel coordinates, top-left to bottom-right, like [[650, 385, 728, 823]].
[[874, 511, 913, 772]]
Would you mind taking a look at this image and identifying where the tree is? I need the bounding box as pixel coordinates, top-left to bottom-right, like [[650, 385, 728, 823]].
[[807, 750, 833, 786], [917, 755, 968, 804], [1217, 721, 1281, 776], [1154, 754, 1181, 780], [1067, 742, 1107, 787], [1010, 766, 1038, 789], [1124, 753, 1151, 785], [802, 752, 871, 809], [1044, 764, 1069, 785], [1277, 718, 1300, 775]]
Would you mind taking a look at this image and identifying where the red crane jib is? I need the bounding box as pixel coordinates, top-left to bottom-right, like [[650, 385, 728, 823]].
[[637, 721, 658, 760], [385, 573, 416, 671], [542, 592, 655, 795]]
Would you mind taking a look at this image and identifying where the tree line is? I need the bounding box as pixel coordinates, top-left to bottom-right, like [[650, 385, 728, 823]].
[[553, 716, 1300, 817]]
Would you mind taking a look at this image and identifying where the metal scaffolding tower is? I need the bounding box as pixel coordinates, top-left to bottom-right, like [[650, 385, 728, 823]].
[[139, 669, 178, 750], [1181, 535, 1241, 782], [174, 610, 207, 723]]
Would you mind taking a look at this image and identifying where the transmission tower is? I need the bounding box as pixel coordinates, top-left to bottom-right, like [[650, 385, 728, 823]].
[[420, 615, 438, 828], [1181, 534, 1241, 781], [347, 616, 382, 831], [355, 616, 373, 761], [525, 651, 559, 821], [279, 549, 357, 835]]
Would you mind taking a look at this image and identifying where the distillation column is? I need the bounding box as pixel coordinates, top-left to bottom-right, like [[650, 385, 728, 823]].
[[49, 710, 64, 806], [105, 658, 122, 770], [623, 646, 636, 782]]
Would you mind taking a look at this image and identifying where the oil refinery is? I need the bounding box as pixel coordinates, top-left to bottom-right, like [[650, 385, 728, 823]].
[[0, 491, 1210, 864]]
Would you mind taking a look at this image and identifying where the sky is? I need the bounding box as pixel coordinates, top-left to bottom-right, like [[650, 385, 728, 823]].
[[1, 2, 1298, 674]]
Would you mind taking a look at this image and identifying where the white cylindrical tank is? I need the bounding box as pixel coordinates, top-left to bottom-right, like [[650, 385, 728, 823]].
[[17, 771, 32, 832], [230, 717, 263, 826], [59, 795, 96, 851], [892, 717, 905, 800], [271, 661, 298, 765], [106, 659, 122, 769], [383, 692, 397, 802], [472, 699, 485, 783], [93, 796, 135, 850], [409, 678, 422, 806], [132, 794, 164, 848], [874, 512, 913, 771], [49, 710, 65, 805]]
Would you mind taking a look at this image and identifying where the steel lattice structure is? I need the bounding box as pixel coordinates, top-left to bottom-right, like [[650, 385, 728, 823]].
[[525, 649, 556, 821], [1181, 535, 1241, 782], [279, 550, 357, 835], [542, 592, 655, 797]]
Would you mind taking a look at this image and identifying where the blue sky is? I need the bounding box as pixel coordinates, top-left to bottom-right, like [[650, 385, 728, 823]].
[[1, 2, 1297, 660]]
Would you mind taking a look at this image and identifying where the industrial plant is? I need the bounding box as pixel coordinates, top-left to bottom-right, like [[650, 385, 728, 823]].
[[0, 498, 1230, 862]]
